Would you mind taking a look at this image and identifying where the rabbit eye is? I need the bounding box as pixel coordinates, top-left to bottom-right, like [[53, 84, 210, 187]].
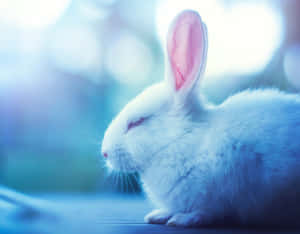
[[127, 117, 146, 132]]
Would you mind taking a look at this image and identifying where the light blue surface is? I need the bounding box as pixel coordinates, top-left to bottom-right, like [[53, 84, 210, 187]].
[[1, 192, 300, 234]]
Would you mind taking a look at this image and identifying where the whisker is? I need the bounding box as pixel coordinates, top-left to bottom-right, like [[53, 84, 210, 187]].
[[114, 172, 119, 192], [125, 174, 129, 194], [114, 172, 118, 192], [117, 173, 122, 192], [127, 174, 136, 193], [118, 157, 124, 193]]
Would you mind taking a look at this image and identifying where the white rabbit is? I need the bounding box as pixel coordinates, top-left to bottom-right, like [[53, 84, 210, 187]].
[[102, 10, 300, 227]]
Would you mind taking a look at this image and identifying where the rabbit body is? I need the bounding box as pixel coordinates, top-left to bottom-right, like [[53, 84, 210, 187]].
[[102, 10, 300, 227], [142, 89, 300, 227]]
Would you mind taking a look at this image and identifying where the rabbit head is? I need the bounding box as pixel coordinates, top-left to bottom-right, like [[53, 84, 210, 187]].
[[102, 10, 208, 173]]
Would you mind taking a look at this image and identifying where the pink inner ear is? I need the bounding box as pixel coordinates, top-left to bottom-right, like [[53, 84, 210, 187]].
[[167, 11, 204, 91]]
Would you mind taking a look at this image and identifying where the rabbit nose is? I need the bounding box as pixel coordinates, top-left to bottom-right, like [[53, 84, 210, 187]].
[[103, 152, 108, 158]]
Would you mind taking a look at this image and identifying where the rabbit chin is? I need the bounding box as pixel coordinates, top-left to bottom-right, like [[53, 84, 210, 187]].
[[106, 152, 139, 173]]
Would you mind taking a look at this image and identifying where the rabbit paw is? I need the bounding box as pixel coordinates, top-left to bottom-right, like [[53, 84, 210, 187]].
[[144, 209, 172, 224], [166, 212, 205, 227]]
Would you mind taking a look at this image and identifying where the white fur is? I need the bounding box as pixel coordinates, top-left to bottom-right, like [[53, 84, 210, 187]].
[[102, 10, 300, 227]]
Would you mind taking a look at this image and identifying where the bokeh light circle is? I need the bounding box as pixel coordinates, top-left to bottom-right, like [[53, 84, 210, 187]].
[[105, 31, 154, 86], [48, 25, 103, 79], [0, 0, 71, 29]]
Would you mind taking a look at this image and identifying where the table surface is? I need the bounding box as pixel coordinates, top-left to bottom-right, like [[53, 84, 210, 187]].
[[1, 194, 300, 234]]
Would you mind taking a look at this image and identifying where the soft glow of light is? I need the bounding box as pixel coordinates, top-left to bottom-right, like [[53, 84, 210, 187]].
[[105, 31, 154, 85], [77, 1, 112, 21], [0, 0, 71, 29], [48, 25, 103, 80], [156, 0, 283, 77], [284, 44, 300, 90], [96, 0, 117, 7]]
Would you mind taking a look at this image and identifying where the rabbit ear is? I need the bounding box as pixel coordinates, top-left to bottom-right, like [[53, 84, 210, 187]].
[[166, 10, 207, 100]]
